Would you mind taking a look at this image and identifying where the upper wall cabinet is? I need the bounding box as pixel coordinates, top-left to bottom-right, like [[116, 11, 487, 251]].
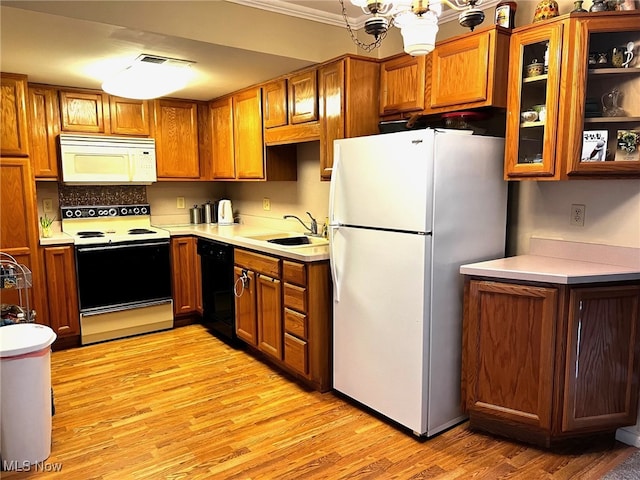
[[152, 99, 200, 179], [505, 11, 640, 180], [59, 89, 109, 133], [425, 25, 510, 114], [1, 73, 30, 157], [208, 87, 296, 181], [379, 54, 426, 116], [28, 85, 60, 178], [318, 56, 380, 180], [109, 96, 150, 136], [263, 68, 321, 146]]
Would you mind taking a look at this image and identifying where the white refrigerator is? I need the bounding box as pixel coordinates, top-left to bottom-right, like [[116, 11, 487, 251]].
[[329, 128, 507, 437]]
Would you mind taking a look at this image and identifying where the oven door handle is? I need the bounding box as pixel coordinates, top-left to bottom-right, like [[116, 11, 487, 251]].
[[76, 241, 169, 253]]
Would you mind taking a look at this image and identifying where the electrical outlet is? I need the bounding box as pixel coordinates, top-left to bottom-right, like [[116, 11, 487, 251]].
[[570, 204, 585, 226], [176, 197, 185, 209], [263, 198, 271, 211], [43, 199, 53, 213]]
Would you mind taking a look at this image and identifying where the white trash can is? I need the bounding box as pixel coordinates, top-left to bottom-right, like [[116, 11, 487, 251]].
[[0, 323, 57, 468]]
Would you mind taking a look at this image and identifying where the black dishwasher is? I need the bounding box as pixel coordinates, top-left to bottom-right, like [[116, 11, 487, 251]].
[[197, 238, 236, 344]]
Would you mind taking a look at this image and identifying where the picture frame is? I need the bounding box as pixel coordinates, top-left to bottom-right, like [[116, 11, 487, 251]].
[[615, 129, 640, 162], [580, 130, 608, 162]]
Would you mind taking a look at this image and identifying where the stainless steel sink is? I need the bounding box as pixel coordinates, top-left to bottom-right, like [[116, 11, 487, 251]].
[[243, 233, 329, 248]]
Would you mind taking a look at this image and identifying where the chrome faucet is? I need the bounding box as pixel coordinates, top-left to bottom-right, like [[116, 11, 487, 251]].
[[284, 212, 318, 236]]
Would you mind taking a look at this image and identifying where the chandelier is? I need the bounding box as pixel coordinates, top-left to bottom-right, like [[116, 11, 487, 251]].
[[340, 0, 485, 56]]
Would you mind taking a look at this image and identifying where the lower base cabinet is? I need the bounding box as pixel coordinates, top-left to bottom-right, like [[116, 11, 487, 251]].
[[462, 278, 640, 447], [234, 248, 332, 392], [42, 245, 80, 340], [170, 236, 202, 323]]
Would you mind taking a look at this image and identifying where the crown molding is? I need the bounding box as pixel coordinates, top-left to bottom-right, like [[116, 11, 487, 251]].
[[227, 0, 501, 32]]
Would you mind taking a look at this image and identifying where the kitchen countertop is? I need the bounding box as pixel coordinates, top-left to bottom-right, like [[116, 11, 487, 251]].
[[40, 223, 330, 262], [460, 238, 640, 284]]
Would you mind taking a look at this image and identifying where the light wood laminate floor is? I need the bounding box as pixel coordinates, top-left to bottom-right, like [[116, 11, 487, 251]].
[[2, 324, 637, 479]]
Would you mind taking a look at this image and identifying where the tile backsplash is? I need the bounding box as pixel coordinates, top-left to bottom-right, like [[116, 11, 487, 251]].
[[58, 185, 147, 206]]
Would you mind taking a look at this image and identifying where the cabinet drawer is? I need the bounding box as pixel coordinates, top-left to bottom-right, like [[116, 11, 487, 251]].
[[283, 260, 306, 286], [284, 283, 306, 312], [284, 307, 307, 339], [235, 249, 280, 278], [284, 333, 308, 375]]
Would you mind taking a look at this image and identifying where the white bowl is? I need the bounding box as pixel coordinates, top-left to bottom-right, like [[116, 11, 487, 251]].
[[521, 110, 538, 122]]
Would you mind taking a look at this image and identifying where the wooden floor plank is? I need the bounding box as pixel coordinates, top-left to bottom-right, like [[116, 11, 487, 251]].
[[1, 324, 636, 479]]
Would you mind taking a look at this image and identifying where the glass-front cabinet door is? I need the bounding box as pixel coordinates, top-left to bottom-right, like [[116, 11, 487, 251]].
[[504, 23, 564, 179], [562, 14, 640, 177]]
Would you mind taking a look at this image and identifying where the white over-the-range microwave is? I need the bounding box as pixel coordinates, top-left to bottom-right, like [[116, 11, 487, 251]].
[[59, 134, 157, 185]]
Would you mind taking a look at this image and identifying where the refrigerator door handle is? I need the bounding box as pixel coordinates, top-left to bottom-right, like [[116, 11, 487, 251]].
[[329, 225, 340, 303], [328, 144, 341, 225]]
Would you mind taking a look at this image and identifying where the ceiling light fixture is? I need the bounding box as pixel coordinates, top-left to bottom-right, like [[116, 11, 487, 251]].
[[102, 54, 196, 100], [340, 0, 485, 56]]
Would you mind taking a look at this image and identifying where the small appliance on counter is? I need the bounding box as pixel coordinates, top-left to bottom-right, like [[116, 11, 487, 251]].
[[218, 199, 234, 225], [202, 200, 217, 224], [189, 205, 203, 224]]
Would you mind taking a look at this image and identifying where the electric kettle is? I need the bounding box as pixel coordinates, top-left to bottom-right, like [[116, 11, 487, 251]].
[[218, 199, 234, 225]]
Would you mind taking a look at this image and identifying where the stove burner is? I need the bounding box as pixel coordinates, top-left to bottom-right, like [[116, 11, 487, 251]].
[[77, 231, 105, 238], [128, 228, 156, 235]]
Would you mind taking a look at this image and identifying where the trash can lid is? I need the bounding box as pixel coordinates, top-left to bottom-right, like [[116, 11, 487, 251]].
[[0, 324, 57, 358]]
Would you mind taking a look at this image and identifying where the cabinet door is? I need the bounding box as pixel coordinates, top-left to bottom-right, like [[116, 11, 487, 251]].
[[171, 237, 200, 316], [562, 285, 640, 432], [257, 274, 282, 360], [233, 88, 264, 179], [379, 54, 425, 116], [210, 97, 236, 179], [1, 73, 29, 157], [59, 89, 108, 133], [0, 158, 43, 317], [562, 16, 640, 176], [288, 69, 317, 124], [234, 266, 257, 345], [28, 85, 60, 178], [504, 23, 564, 179], [109, 96, 150, 135], [318, 60, 345, 180], [153, 99, 199, 178], [43, 246, 80, 337], [263, 79, 287, 128], [465, 280, 558, 429]]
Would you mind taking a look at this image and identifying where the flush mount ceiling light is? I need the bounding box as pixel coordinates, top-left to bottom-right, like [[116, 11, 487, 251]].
[[102, 54, 196, 100], [340, 0, 485, 56]]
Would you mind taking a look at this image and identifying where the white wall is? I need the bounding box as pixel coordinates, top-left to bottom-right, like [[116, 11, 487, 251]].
[[508, 179, 640, 255]]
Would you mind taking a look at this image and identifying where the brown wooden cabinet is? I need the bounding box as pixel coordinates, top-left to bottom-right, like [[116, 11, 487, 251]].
[[288, 69, 318, 124], [505, 11, 640, 180], [379, 54, 426, 116], [426, 25, 510, 114], [234, 249, 332, 391], [462, 277, 640, 447], [153, 99, 200, 179], [0, 158, 44, 322], [234, 249, 282, 359], [1, 73, 30, 157], [318, 56, 380, 180], [59, 89, 108, 133], [263, 79, 288, 129], [170, 236, 202, 318], [109, 96, 150, 135], [42, 245, 80, 338], [27, 85, 60, 179], [208, 88, 296, 181]]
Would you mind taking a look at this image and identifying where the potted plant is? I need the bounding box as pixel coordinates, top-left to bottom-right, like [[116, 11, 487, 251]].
[[39, 214, 55, 238]]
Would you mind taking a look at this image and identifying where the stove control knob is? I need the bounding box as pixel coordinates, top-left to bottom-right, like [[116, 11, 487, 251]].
[[74, 210, 82, 217], [141, 206, 148, 214], [65, 210, 74, 218], [108, 208, 117, 216], [133, 207, 140, 214], [88, 209, 96, 217], [121, 207, 128, 216]]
